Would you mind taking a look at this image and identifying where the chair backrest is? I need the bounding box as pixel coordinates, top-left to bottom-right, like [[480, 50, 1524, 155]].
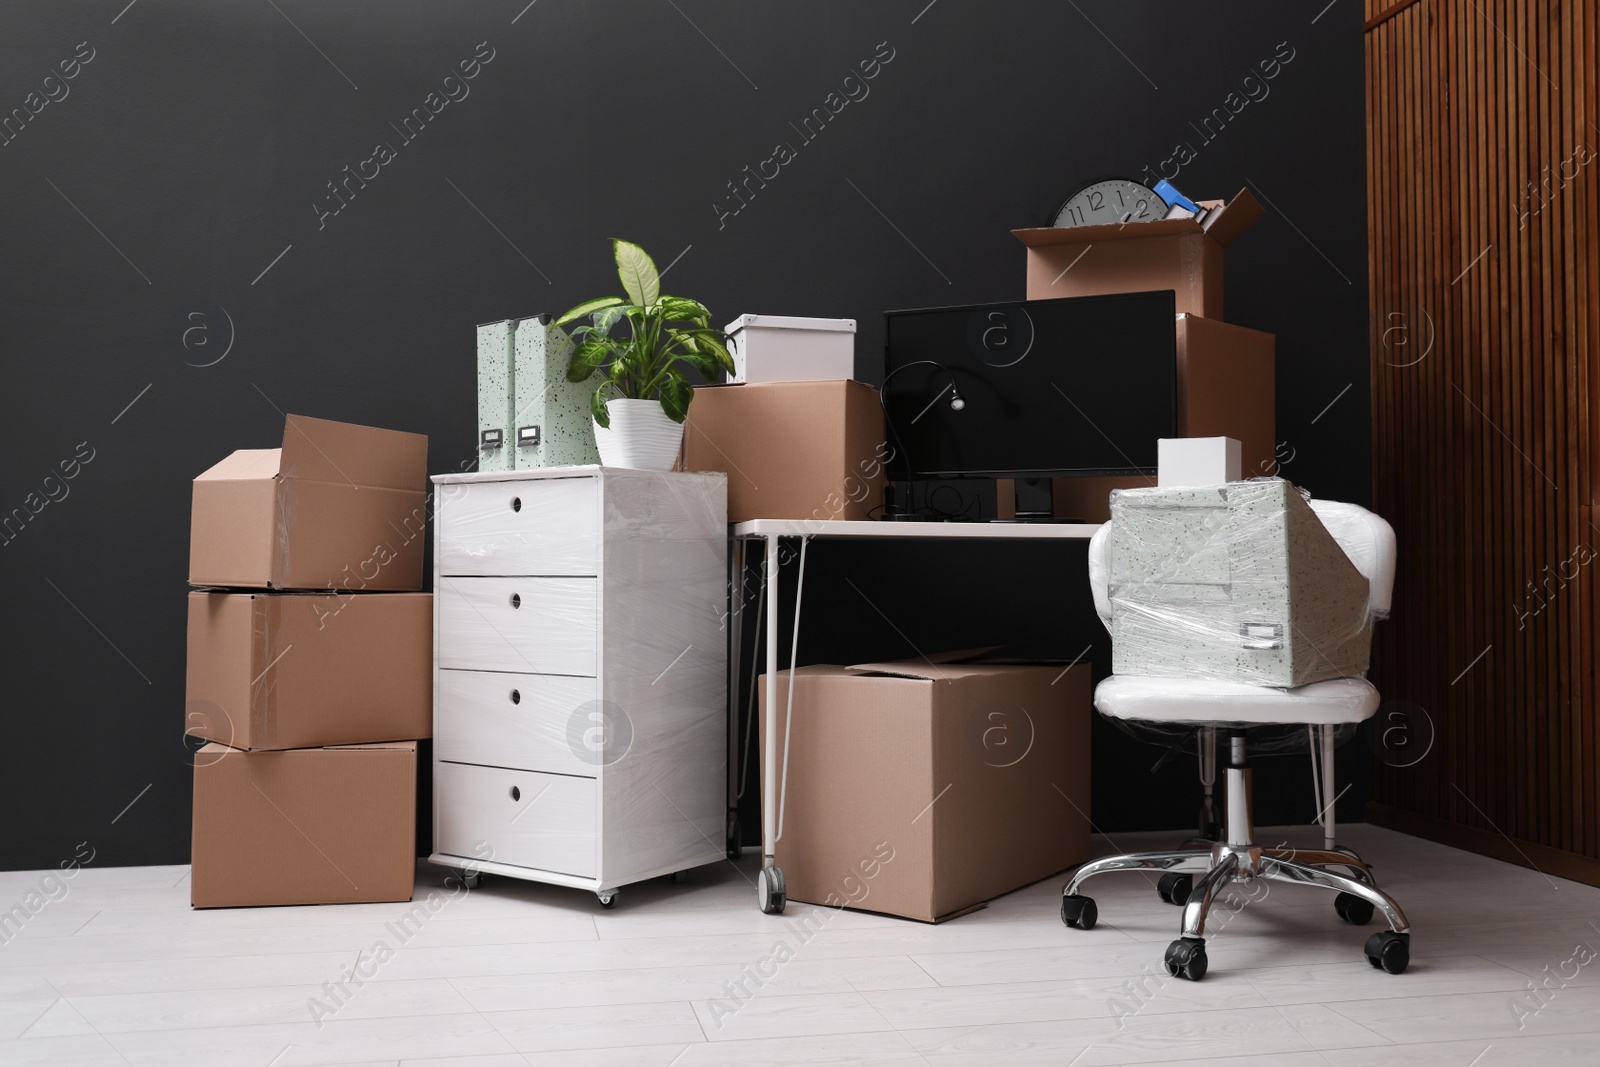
[[1085, 494, 1397, 633]]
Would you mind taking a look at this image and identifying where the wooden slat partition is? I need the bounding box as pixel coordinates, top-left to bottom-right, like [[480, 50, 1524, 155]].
[[1365, 0, 1600, 885]]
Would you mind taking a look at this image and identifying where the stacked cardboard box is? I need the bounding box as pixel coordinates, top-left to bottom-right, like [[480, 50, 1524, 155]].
[[682, 316, 886, 523], [1011, 189, 1277, 521], [185, 415, 432, 908]]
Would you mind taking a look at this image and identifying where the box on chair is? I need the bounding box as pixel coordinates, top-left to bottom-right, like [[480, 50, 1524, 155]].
[[1107, 479, 1373, 687]]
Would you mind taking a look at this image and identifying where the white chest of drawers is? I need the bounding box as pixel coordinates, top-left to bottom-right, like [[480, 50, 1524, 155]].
[[427, 466, 727, 905]]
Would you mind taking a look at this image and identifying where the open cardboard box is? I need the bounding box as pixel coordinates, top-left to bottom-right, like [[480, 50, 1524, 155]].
[[190, 742, 417, 908], [1013, 188, 1264, 319], [760, 655, 1092, 922], [189, 414, 428, 591], [185, 590, 432, 751]]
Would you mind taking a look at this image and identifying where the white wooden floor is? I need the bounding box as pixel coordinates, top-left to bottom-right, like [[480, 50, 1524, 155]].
[[2, 824, 1597, 1066]]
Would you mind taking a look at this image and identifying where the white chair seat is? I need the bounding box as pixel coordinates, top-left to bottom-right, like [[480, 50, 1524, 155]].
[[1095, 674, 1380, 726]]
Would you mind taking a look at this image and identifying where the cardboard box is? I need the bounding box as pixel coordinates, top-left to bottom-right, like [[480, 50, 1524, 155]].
[[1108, 480, 1373, 687], [682, 380, 886, 523], [1013, 189, 1263, 318], [186, 591, 432, 750], [191, 742, 416, 908], [189, 414, 428, 591], [725, 314, 856, 384], [1043, 315, 1275, 522], [760, 658, 1092, 922]]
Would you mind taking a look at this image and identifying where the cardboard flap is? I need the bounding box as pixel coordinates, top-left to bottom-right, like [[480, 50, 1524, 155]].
[[846, 649, 1007, 681], [1200, 188, 1264, 247], [195, 448, 282, 481], [1013, 218, 1200, 247], [279, 414, 427, 490], [325, 741, 419, 752]]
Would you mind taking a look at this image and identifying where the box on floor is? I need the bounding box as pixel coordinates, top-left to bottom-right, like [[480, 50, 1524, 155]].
[[189, 414, 428, 591], [185, 590, 432, 750], [191, 742, 417, 908], [682, 379, 886, 523], [759, 657, 1092, 922]]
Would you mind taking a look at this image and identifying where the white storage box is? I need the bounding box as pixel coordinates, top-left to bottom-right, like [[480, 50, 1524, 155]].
[[725, 314, 856, 384]]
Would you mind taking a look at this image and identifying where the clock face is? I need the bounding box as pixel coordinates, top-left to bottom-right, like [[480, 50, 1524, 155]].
[[1053, 178, 1163, 228]]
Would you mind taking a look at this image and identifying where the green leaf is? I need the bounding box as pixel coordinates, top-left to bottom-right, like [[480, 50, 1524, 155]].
[[554, 296, 624, 328], [613, 239, 660, 307], [658, 296, 712, 324], [566, 337, 612, 382], [682, 330, 736, 375], [590, 386, 611, 428], [592, 304, 629, 337], [658, 373, 693, 423], [677, 348, 723, 382]]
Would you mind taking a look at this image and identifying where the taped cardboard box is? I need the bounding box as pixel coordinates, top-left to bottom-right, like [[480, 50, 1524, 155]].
[[1013, 188, 1263, 318], [186, 591, 432, 750], [191, 742, 416, 908], [682, 380, 886, 523], [759, 658, 1091, 922], [1031, 315, 1275, 523], [189, 414, 428, 591]]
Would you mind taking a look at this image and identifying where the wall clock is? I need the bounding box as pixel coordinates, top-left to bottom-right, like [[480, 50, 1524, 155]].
[[1052, 177, 1163, 228]]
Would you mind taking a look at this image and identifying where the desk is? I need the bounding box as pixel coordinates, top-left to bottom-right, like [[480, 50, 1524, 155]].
[[729, 519, 1101, 913]]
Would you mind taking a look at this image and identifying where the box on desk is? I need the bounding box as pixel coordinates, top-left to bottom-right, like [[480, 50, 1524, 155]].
[[682, 380, 886, 523], [189, 415, 428, 591], [1013, 188, 1263, 319], [185, 591, 432, 750], [191, 742, 417, 908], [1108, 479, 1373, 687], [760, 657, 1092, 922], [1037, 315, 1276, 523]]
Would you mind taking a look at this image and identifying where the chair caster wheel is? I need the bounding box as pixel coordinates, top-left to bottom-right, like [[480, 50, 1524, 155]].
[[1060, 893, 1097, 930], [758, 866, 786, 915], [1364, 931, 1409, 974], [726, 813, 741, 863], [597, 891, 617, 909], [1164, 937, 1208, 981], [670, 870, 689, 884], [1335, 892, 1375, 925], [1157, 873, 1193, 907]]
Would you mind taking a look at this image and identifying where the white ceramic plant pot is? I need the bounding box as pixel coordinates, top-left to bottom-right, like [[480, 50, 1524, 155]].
[[593, 398, 683, 471]]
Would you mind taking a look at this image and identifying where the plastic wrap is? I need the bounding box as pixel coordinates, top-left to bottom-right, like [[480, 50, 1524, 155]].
[[1105, 479, 1377, 688]]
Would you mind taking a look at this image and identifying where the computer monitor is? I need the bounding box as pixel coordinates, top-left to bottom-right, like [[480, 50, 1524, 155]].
[[881, 291, 1178, 481]]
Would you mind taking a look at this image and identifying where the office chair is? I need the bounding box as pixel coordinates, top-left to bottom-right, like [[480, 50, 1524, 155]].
[[1061, 498, 1410, 980]]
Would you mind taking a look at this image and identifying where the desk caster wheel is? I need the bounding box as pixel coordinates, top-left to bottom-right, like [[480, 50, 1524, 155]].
[[1364, 931, 1409, 974], [758, 866, 786, 915], [597, 891, 617, 909], [726, 813, 741, 863], [458, 870, 482, 890], [1157, 873, 1192, 907], [1164, 937, 1208, 981], [1335, 892, 1374, 925], [1060, 893, 1097, 930]]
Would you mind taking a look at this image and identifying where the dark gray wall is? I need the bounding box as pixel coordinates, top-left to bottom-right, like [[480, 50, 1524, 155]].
[[0, 1, 1367, 869]]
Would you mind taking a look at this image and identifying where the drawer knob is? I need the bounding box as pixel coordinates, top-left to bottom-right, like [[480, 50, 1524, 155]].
[[509, 593, 521, 609], [510, 786, 521, 802], [510, 496, 522, 513], [510, 689, 521, 704]]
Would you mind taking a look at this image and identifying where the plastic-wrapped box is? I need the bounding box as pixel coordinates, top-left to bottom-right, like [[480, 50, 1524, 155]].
[[1107, 479, 1372, 687]]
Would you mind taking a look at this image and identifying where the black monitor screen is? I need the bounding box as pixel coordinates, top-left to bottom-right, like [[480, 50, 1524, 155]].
[[882, 291, 1178, 479]]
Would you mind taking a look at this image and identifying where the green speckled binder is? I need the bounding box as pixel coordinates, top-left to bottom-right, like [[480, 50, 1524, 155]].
[[475, 319, 516, 473], [511, 315, 600, 469]]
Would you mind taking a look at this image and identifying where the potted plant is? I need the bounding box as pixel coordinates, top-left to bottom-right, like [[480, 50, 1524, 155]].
[[554, 239, 735, 471]]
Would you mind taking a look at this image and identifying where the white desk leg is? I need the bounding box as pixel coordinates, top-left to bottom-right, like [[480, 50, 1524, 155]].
[[758, 535, 786, 913], [1321, 725, 1336, 851]]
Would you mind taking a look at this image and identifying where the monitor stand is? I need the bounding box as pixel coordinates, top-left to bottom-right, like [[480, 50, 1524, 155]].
[[993, 477, 1082, 523]]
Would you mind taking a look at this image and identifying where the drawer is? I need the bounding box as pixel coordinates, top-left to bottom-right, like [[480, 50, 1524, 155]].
[[435, 762, 596, 878], [437, 669, 600, 778], [437, 477, 598, 576], [436, 576, 597, 676]]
